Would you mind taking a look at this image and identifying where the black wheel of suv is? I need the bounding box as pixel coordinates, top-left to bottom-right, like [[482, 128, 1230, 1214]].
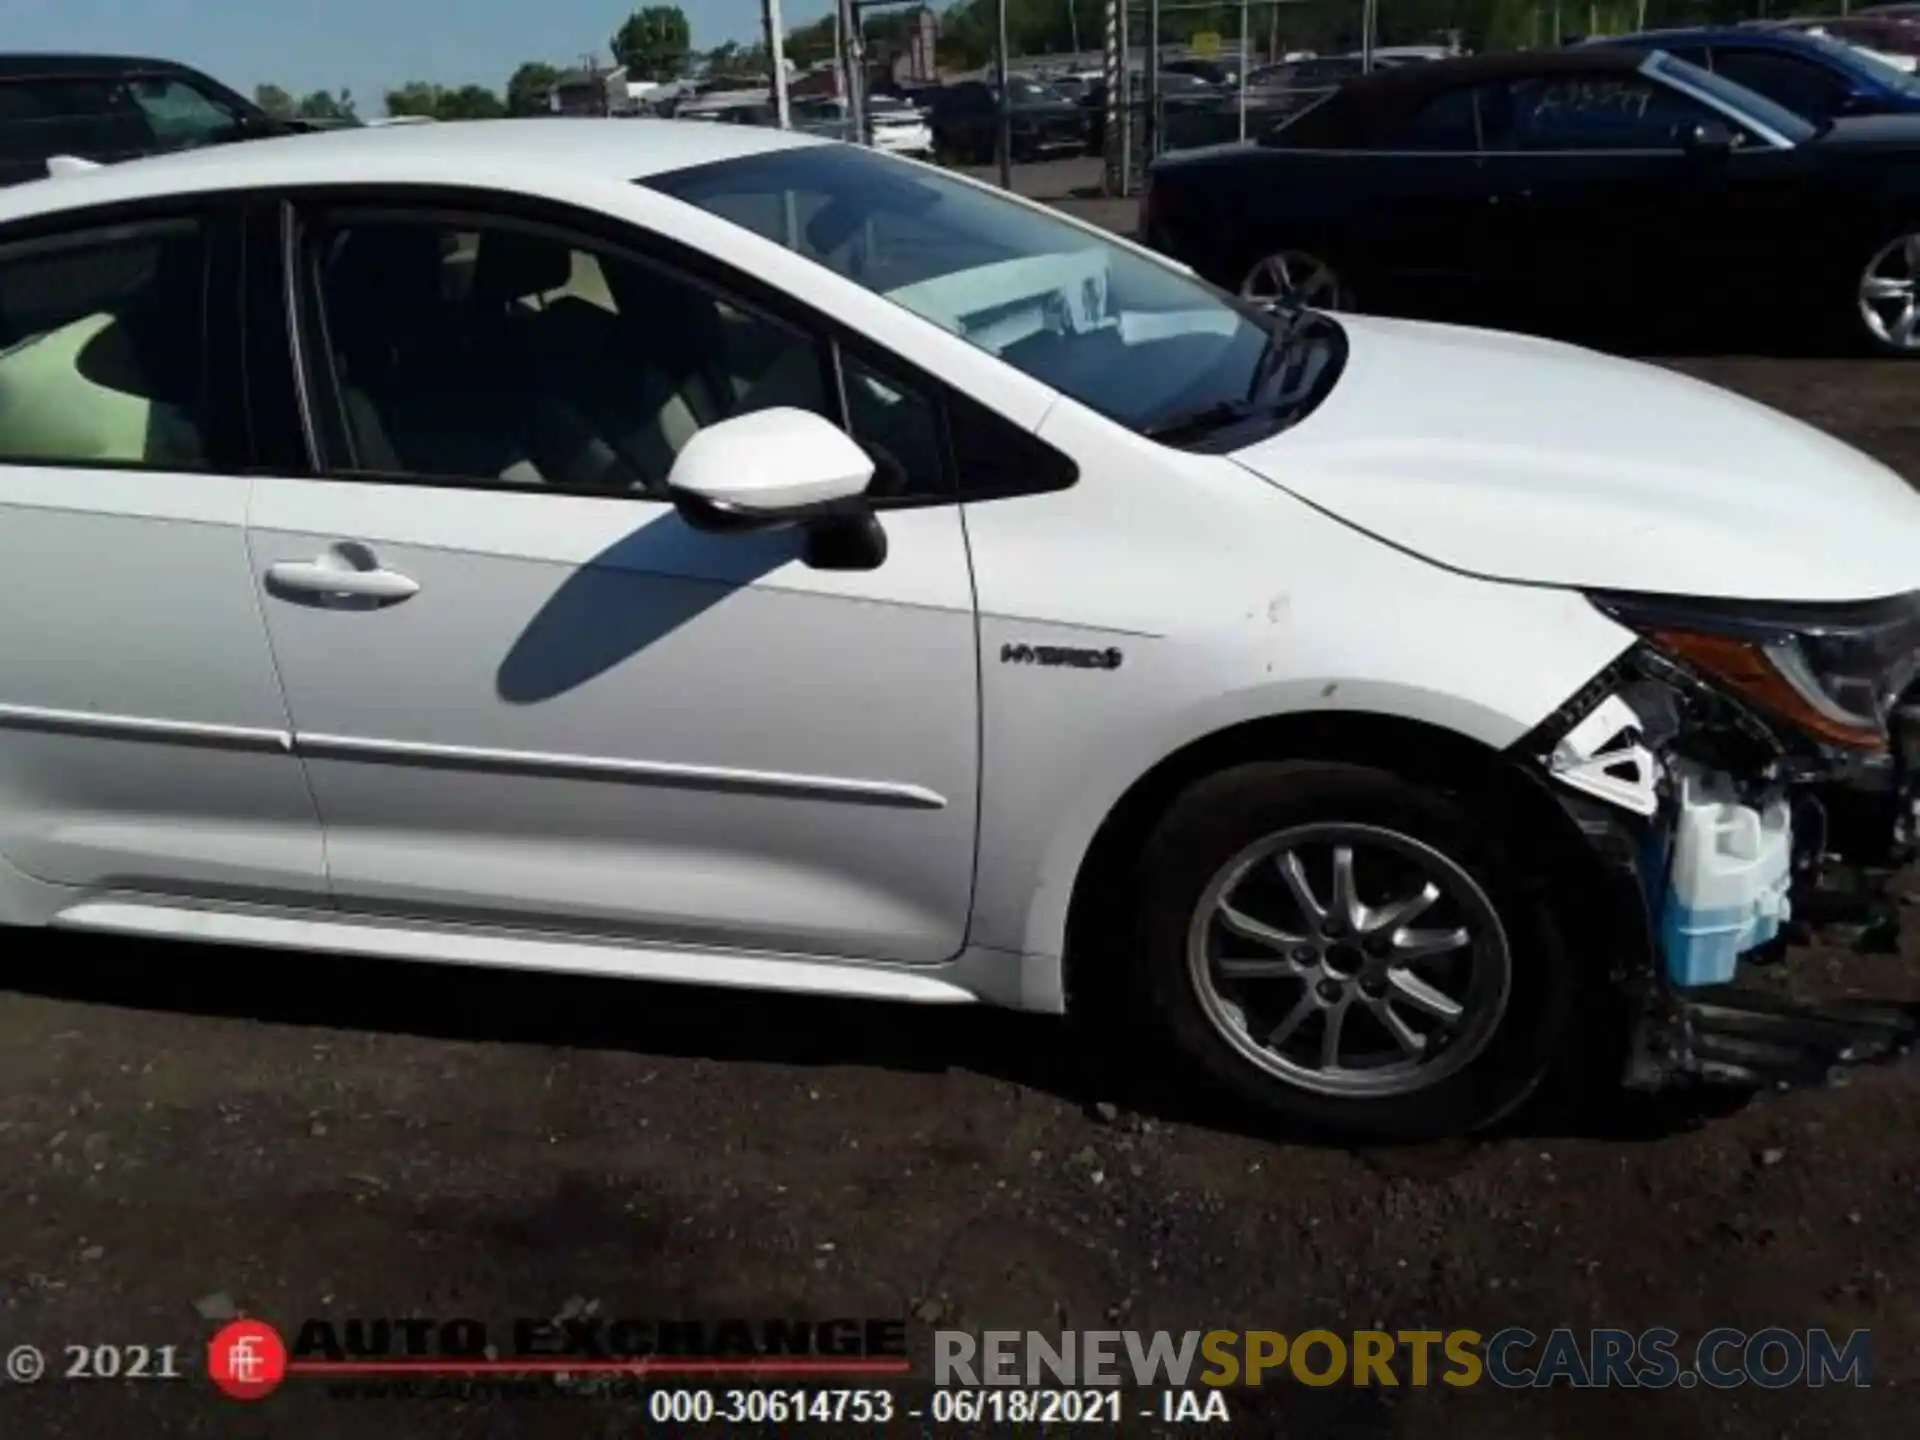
[[1238, 247, 1352, 312], [1128, 761, 1582, 1142]]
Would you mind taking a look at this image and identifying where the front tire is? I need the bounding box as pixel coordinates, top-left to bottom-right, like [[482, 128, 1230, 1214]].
[[1853, 230, 1920, 356], [1239, 247, 1352, 311], [1128, 761, 1582, 1142]]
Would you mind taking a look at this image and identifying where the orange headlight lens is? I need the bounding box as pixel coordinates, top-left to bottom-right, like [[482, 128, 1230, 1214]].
[[1650, 629, 1888, 751], [1590, 590, 1920, 756]]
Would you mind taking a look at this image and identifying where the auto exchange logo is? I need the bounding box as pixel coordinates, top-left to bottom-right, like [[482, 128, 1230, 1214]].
[[201, 1314, 909, 1402]]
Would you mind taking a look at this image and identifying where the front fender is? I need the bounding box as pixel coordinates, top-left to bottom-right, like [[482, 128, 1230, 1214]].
[[962, 398, 1638, 1005]]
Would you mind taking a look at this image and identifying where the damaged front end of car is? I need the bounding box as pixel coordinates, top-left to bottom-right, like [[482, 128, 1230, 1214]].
[[1519, 588, 1920, 1091]]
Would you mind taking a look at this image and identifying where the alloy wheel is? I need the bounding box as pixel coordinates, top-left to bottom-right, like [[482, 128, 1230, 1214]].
[[1239, 249, 1347, 310], [1858, 233, 1920, 353], [1185, 823, 1512, 1098]]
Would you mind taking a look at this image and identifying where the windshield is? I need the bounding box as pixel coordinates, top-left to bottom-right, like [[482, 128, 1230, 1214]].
[[1646, 51, 1820, 141], [1799, 28, 1920, 91], [642, 143, 1339, 441]]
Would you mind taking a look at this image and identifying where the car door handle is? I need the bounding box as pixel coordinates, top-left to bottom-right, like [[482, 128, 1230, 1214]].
[[265, 559, 420, 603]]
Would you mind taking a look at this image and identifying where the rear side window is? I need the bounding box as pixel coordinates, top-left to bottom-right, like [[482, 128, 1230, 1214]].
[[1494, 73, 1717, 149], [1264, 91, 1364, 147], [0, 219, 214, 470], [0, 78, 157, 165], [1391, 85, 1485, 149]]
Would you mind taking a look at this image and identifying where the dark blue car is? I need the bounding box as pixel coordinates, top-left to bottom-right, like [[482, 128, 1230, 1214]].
[[1582, 25, 1920, 123]]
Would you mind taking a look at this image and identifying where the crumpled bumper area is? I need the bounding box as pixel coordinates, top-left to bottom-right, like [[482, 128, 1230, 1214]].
[[1525, 650, 1920, 1090]]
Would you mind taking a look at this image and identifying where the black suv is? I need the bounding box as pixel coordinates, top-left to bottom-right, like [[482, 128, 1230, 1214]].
[[0, 54, 303, 186], [927, 78, 1088, 164]]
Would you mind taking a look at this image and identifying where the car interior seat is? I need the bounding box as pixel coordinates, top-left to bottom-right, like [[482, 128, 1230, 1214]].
[[323, 224, 552, 484], [0, 232, 207, 468]]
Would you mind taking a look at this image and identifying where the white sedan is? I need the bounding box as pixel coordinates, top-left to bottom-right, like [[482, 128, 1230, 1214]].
[[1, 119, 1917, 1140]]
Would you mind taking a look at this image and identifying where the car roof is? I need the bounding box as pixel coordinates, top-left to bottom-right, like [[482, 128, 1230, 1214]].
[[1589, 24, 1838, 45], [1365, 46, 1642, 81], [0, 118, 828, 225], [1251, 49, 1654, 149], [1319, 46, 1647, 101], [0, 52, 222, 79]]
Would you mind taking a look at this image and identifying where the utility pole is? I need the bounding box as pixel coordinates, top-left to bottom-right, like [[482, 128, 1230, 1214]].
[[1237, 0, 1249, 140], [581, 53, 598, 116], [1102, 0, 1123, 194], [764, 0, 791, 127], [994, 0, 1012, 188], [1360, 0, 1376, 71], [840, 0, 867, 145], [1143, 0, 1160, 165]]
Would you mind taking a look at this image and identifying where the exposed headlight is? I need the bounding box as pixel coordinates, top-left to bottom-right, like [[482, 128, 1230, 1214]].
[[1588, 590, 1920, 752]]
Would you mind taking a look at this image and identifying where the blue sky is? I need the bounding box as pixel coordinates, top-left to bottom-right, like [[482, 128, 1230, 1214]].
[[7, 0, 829, 115]]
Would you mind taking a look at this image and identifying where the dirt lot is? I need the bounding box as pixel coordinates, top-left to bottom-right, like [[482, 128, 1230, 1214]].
[[1, 173, 1917, 1438]]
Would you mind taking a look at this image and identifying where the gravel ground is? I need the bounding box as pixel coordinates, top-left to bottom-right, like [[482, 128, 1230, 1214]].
[[1, 168, 1917, 1437]]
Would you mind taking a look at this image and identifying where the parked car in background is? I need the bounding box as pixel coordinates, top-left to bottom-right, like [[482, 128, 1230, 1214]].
[[0, 53, 304, 186], [927, 77, 1086, 162], [1585, 25, 1920, 121], [1164, 56, 1242, 88], [1079, 70, 1223, 154], [2, 120, 1918, 1141], [791, 95, 934, 159], [1241, 55, 1369, 121], [1759, 14, 1920, 67], [1046, 70, 1102, 102], [1361, 45, 1460, 66], [674, 90, 776, 126], [1144, 48, 1920, 355]]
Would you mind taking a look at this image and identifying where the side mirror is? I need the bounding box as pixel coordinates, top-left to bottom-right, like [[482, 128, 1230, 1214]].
[[1681, 119, 1737, 155], [666, 407, 887, 570]]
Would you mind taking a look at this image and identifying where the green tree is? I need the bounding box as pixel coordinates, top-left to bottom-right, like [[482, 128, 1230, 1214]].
[[253, 83, 294, 119], [384, 81, 505, 121], [436, 84, 507, 119], [505, 61, 563, 115], [295, 88, 358, 121], [611, 6, 693, 82], [384, 81, 443, 118]]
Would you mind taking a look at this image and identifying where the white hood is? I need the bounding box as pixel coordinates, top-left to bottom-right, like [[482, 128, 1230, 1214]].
[[1230, 314, 1920, 602]]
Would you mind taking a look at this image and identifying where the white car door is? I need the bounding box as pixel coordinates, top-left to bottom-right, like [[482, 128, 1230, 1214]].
[[243, 199, 980, 964], [0, 204, 327, 904]]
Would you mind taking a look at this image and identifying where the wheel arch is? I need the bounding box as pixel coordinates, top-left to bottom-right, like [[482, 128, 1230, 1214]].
[[1056, 707, 1622, 1021]]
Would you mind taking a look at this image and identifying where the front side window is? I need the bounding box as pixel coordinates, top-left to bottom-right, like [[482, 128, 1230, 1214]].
[[298, 211, 949, 499], [123, 76, 245, 147], [1647, 52, 1819, 141], [303, 215, 831, 493], [644, 145, 1329, 441], [0, 218, 212, 469], [1707, 48, 1848, 117]]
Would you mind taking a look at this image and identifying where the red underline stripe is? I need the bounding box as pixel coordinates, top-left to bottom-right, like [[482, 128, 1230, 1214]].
[[285, 1359, 914, 1377]]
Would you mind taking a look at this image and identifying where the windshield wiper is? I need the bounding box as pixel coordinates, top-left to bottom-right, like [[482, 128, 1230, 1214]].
[[1144, 309, 1325, 443], [1141, 397, 1265, 443]]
